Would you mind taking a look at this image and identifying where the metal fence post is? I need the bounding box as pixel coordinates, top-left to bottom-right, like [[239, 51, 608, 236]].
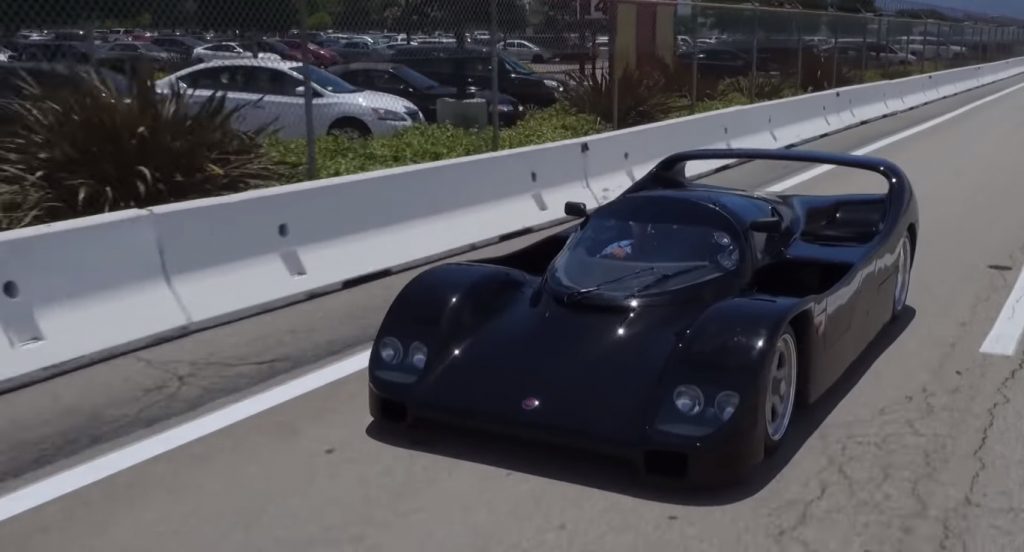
[[831, 21, 839, 89], [750, 4, 759, 103], [877, 16, 887, 73], [690, 3, 699, 113], [861, 18, 868, 80], [297, 0, 317, 181], [489, 0, 499, 151], [920, 19, 928, 74], [795, 20, 803, 93], [610, 0, 619, 130]]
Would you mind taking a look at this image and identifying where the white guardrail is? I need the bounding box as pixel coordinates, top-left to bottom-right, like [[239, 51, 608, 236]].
[[2, 57, 1024, 388]]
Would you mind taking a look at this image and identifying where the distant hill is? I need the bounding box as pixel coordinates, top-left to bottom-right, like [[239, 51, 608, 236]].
[[919, 0, 1024, 19]]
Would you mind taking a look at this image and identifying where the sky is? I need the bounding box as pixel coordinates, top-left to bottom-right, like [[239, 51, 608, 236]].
[[919, 0, 1024, 18]]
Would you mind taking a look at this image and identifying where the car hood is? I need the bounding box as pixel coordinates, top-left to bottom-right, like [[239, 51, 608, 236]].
[[349, 89, 418, 112], [410, 285, 723, 445]]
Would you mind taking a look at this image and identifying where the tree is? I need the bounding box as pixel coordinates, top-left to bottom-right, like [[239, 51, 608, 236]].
[[307, 11, 333, 30], [394, 0, 527, 39]]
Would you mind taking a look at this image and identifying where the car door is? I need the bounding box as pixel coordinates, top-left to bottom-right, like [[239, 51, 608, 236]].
[[230, 66, 308, 137], [174, 66, 255, 129]]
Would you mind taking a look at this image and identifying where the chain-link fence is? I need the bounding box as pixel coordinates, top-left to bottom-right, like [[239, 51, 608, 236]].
[[0, 0, 1022, 220], [612, 1, 1024, 126]]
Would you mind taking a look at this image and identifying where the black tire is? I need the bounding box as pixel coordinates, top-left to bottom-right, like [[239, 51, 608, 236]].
[[891, 231, 913, 320], [761, 325, 798, 455], [328, 119, 372, 139]]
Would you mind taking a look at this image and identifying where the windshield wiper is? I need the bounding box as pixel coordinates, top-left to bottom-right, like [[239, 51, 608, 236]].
[[564, 266, 659, 303], [631, 263, 711, 294]]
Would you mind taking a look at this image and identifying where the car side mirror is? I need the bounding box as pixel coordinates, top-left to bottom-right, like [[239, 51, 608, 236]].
[[749, 217, 783, 233], [295, 86, 306, 96], [564, 201, 588, 218]]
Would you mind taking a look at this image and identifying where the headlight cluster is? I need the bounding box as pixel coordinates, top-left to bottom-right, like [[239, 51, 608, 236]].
[[656, 384, 741, 438], [372, 107, 408, 122], [673, 385, 739, 422], [374, 336, 428, 383]]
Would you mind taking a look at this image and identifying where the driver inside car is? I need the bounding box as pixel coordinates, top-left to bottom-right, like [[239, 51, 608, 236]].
[[598, 221, 654, 259]]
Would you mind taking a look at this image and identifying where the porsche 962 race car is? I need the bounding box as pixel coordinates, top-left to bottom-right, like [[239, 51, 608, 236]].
[[368, 148, 918, 484]]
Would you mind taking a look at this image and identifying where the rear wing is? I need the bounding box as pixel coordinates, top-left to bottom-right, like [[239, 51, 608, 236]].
[[646, 147, 913, 218]]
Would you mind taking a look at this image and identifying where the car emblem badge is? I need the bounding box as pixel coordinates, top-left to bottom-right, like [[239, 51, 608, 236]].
[[522, 397, 540, 410]]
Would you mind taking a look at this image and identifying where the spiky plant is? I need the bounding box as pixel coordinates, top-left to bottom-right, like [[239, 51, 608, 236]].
[[0, 66, 284, 230]]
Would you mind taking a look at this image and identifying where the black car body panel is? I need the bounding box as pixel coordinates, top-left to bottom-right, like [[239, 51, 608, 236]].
[[382, 45, 564, 108], [369, 148, 918, 482], [328, 62, 525, 125]]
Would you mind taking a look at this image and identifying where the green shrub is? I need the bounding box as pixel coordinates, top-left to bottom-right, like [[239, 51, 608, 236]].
[[0, 69, 282, 230], [267, 103, 608, 180], [560, 63, 688, 128], [713, 76, 800, 103], [501, 102, 606, 149]]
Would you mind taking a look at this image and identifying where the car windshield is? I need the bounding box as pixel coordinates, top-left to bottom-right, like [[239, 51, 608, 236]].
[[548, 197, 743, 297], [502, 55, 534, 75], [392, 65, 440, 89], [139, 43, 165, 53], [290, 65, 360, 93]]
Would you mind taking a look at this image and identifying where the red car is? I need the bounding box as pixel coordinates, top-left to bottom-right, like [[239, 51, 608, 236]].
[[277, 39, 339, 67]]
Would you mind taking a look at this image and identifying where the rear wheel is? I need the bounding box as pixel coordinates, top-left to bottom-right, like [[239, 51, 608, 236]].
[[328, 119, 371, 139], [892, 232, 913, 319], [763, 327, 798, 454]]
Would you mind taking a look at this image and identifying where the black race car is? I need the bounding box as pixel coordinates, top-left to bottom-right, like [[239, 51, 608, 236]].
[[368, 148, 918, 485]]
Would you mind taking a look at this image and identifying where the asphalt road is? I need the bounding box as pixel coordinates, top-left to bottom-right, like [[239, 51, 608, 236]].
[[3, 74, 1024, 551]]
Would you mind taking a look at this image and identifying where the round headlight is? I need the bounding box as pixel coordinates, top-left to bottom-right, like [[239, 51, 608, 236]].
[[409, 342, 428, 370], [378, 337, 403, 364], [715, 391, 740, 421], [673, 385, 704, 415]]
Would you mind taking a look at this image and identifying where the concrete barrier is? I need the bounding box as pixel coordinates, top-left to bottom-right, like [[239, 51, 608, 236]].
[[151, 140, 596, 326], [2, 56, 1023, 386], [0, 211, 189, 385]]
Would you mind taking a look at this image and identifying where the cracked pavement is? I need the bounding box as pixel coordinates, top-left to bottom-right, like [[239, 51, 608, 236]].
[[3, 77, 1024, 551]]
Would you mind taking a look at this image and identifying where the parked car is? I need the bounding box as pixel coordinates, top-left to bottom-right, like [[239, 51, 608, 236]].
[[329, 62, 525, 126], [826, 40, 916, 66], [275, 38, 340, 68], [677, 47, 754, 79], [99, 41, 176, 71], [150, 35, 207, 61], [155, 59, 423, 140], [385, 45, 565, 108], [894, 36, 966, 60], [17, 41, 96, 64], [191, 43, 281, 64], [238, 40, 303, 62], [496, 39, 552, 63], [328, 40, 389, 64]]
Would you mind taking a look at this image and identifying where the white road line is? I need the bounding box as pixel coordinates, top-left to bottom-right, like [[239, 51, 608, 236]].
[[764, 79, 1024, 192], [980, 270, 1024, 357], [0, 349, 371, 523]]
